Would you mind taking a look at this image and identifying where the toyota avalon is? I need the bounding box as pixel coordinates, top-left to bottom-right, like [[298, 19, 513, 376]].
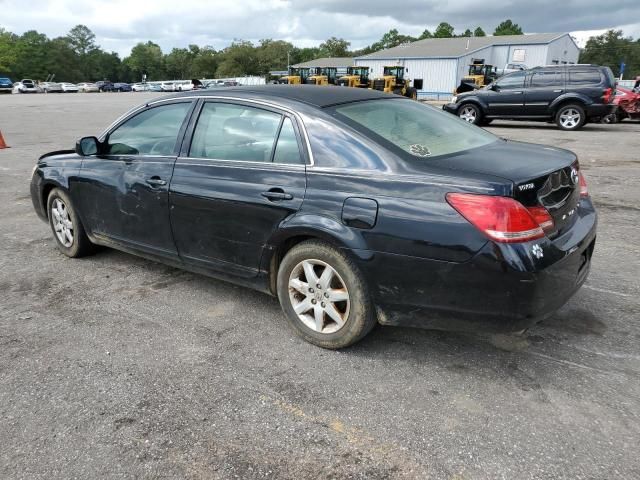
[[30, 85, 596, 348]]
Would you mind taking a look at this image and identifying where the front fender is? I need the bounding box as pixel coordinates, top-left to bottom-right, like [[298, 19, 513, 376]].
[[458, 96, 488, 111]]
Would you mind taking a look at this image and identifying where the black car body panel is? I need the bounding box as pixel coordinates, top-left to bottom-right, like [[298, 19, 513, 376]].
[[31, 85, 597, 334], [444, 65, 617, 123]]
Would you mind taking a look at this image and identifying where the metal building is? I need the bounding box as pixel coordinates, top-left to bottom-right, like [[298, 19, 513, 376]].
[[354, 33, 580, 99]]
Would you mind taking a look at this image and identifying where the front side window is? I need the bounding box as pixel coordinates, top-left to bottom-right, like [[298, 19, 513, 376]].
[[107, 102, 191, 156], [496, 71, 526, 90], [190, 103, 284, 163], [333, 99, 496, 159]]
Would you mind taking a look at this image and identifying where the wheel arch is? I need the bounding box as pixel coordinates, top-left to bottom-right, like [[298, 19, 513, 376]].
[[549, 94, 589, 115], [263, 215, 370, 295]]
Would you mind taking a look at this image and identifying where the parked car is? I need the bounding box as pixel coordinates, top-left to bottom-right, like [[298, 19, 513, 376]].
[[603, 86, 640, 123], [497, 63, 528, 76], [0, 76, 13, 93], [112, 83, 131, 92], [30, 85, 596, 349], [39, 82, 63, 93], [444, 65, 617, 130], [12, 79, 39, 93], [160, 81, 176, 92], [95, 81, 114, 92], [174, 80, 194, 91], [60, 82, 79, 93], [77, 82, 100, 93], [132, 83, 151, 92]]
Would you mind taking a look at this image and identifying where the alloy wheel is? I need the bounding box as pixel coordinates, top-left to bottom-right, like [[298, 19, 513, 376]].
[[560, 109, 581, 129], [51, 198, 74, 247], [288, 259, 350, 334], [459, 105, 477, 123]]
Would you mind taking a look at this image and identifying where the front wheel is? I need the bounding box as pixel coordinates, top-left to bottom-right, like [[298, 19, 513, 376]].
[[458, 103, 482, 125], [556, 104, 586, 130], [277, 240, 376, 349], [47, 188, 94, 258]]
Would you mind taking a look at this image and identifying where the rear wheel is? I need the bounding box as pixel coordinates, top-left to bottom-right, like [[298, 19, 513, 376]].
[[405, 87, 417, 100], [47, 188, 94, 258], [556, 104, 586, 130], [277, 240, 376, 349], [458, 103, 482, 125]]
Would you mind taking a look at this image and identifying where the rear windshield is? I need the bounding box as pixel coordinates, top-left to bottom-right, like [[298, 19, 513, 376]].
[[333, 99, 496, 159]]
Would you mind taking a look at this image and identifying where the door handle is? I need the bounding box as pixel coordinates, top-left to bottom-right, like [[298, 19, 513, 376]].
[[146, 177, 167, 187], [513, 91, 523, 94], [261, 188, 293, 201], [553, 89, 563, 93]]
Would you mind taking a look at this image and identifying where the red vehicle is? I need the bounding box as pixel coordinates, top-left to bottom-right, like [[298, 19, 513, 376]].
[[604, 86, 640, 123]]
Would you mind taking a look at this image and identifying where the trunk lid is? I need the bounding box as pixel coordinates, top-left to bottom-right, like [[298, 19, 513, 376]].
[[427, 139, 580, 237]]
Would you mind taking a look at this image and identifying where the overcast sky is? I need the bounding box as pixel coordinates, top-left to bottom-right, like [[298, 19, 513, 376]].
[[1, 0, 639, 56]]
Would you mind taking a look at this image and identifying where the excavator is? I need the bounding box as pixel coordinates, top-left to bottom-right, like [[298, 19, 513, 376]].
[[455, 59, 498, 94], [336, 66, 371, 88], [371, 66, 417, 99], [279, 67, 310, 85]]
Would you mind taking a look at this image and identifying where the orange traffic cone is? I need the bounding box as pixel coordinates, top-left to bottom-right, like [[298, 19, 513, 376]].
[[0, 130, 8, 149]]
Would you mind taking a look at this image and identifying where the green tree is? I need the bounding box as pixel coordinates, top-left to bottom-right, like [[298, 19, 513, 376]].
[[433, 22, 455, 38], [0, 28, 18, 73], [124, 41, 165, 81], [369, 29, 416, 51], [191, 46, 218, 78], [66, 25, 96, 57], [461, 29, 473, 37], [579, 29, 640, 78], [216, 40, 258, 77], [12, 30, 50, 80], [493, 19, 523, 36], [418, 29, 433, 40], [473, 27, 486, 37], [257, 39, 293, 73], [46, 37, 82, 81], [165, 47, 194, 79], [319, 37, 351, 57]]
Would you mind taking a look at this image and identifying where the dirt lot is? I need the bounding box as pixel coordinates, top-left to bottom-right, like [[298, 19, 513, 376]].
[[1, 93, 639, 479]]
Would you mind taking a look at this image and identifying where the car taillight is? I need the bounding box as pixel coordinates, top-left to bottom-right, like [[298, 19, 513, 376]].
[[579, 171, 588, 197], [602, 87, 613, 103], [446, 193, 549, 243]]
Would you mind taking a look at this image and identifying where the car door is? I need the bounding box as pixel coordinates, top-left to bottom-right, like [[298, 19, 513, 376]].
[[523, 69, 563, 116], [74, 100, 195, 256], [485, 71, 526, 116], [169, 100, 308, 278]]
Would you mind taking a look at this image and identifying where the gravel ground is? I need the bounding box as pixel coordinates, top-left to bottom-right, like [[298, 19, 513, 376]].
[[1, 92, 639, 480]]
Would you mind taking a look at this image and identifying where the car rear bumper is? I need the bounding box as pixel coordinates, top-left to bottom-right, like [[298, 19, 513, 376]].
[[586, 103, 617, 118], [359, 199, 597, 333]]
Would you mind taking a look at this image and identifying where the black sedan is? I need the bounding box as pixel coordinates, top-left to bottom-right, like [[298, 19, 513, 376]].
[[30, 85, 596, 348]]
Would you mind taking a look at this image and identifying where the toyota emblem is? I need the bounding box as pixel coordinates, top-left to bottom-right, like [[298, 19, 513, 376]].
[[570, 168, 579, 186]]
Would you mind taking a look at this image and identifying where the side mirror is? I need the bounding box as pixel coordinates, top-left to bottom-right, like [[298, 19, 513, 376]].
[[490, 83, 500, 91], [76, 136, 99, 156]]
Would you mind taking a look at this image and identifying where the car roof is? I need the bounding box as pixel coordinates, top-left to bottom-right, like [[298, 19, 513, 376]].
[[162, 84, 394, 109]]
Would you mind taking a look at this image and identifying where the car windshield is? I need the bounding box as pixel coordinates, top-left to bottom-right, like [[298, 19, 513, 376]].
[[333, 99, 497, 159]]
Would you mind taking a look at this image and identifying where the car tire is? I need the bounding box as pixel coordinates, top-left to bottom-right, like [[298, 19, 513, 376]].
[[47, 188, 94, 258], [458, 103, 482, 125], [277, 240, 376, 349], [405, 87, 417, 100], [556, 104, 586, 131]]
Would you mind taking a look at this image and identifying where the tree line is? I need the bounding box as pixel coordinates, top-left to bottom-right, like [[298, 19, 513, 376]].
[[1, 21, 638, 83]]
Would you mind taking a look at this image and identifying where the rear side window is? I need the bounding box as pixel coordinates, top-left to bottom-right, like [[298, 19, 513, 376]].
[[530, 70, 560, 88], [190, 103, 284, 163], [568, 70, 602, 86]]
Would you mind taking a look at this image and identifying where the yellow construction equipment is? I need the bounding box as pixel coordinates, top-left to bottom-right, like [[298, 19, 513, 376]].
[[304, 67, 329, 86], [455, 59, 498, 93], [279, 67, 310, 85], [371, 66, 417, 99], [336, 66, 371, 88]]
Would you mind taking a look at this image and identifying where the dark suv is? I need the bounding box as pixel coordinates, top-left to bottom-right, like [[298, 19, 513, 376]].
[[444, 65, 617, 130]]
